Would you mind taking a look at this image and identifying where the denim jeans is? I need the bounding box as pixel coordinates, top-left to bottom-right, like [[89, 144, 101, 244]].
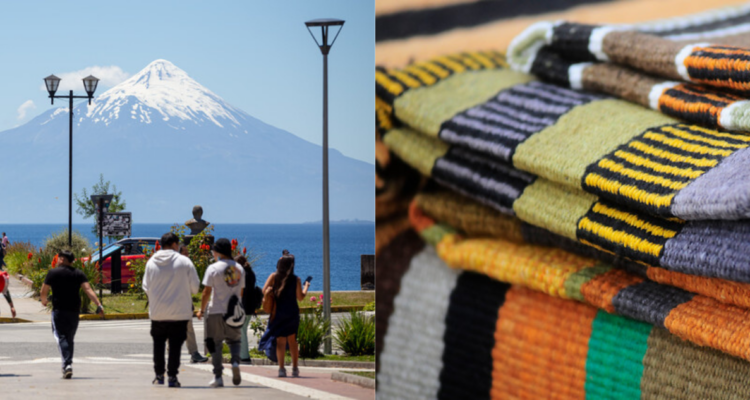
[[51, 310, 80, 369]]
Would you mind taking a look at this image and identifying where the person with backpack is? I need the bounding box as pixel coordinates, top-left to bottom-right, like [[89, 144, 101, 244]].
[[196, 238, 245, 388], [235, 254, 259, 363], [143, 233, 200, 388]]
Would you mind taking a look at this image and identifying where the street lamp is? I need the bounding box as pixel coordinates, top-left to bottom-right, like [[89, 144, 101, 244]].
[[43, 74, 99, 247], [90, 193, 113, 303], [305, 17, 344, 355]]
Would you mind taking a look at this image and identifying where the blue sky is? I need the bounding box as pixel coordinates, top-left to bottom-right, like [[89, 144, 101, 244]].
[[0, 0, 374, 163]]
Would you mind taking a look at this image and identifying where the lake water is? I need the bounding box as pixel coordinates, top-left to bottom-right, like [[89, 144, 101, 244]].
[[1, 223, 375, 291]]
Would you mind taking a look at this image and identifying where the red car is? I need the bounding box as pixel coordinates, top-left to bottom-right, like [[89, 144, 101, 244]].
[[82, 237, 158, 285]]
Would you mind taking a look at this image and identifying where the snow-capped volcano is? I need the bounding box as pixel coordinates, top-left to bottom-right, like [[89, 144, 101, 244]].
[[0, 59, 373, 224], [84, 59, 245, 128]]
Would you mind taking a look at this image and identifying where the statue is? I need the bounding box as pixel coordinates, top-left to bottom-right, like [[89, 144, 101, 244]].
[[185, 205, 209, 235]]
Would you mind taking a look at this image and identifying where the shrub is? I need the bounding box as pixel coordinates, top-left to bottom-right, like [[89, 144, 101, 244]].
[[43, 229, 92, 258], [25, 252, 55, 297], [298, 312, 330, 358], [334, 311, 375, 356], [73, 258, 100, 313], [127, 246, 152, 297], [363, 301, 375, 312], [4, 241, 36, 275]]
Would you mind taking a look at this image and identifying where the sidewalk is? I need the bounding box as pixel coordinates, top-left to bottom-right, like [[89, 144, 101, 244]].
[[2, 275, 49, 322], [0, 358, 374, 400]]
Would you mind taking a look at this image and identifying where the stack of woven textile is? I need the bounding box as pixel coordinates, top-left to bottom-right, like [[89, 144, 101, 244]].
[[376, 1, 750, 398]]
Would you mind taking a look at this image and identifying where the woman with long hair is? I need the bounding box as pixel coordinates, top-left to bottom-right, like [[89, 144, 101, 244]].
[[258, 254, 310, 377]]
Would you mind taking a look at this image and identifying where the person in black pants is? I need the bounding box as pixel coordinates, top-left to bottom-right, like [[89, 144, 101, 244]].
[[41, 250, 104, 379], [142, 233, 200, 388]]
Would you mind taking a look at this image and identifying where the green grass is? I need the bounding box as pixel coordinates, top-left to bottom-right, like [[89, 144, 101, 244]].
[[95, 291, 374, 314], [343, 371, 375, 379], [298, 291, 375, 308]]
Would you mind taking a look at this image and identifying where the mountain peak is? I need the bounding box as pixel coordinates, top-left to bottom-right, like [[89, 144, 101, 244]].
[[80, 59, 244, 128], [127, 59, 189, 88]]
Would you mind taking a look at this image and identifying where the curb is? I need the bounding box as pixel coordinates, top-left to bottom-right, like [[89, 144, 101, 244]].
[[0, 317, 33, 324], [78, 313, 149, 321], [331, 371, 376, 389], [222, 357, 376, 369], [16, 274, 33, 287]]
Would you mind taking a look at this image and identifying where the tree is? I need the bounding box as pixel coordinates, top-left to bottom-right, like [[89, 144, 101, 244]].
[[74, 174, 127, 243]]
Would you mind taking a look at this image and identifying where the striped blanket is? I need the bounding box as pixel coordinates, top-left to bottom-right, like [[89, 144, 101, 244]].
[[378, 248, 750, 399], [408, 192, 750, 364], [508, 3, 750, 133], [375, 2, 750, 398]]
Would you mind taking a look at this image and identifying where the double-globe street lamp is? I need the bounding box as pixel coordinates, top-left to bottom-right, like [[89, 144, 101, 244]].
[[43, 74, 100, 247], [305, 18, 344, 355]]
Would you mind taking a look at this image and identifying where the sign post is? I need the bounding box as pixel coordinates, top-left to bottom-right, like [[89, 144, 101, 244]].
[[102, 212, 131, 295], [90, 194, 114, 303]]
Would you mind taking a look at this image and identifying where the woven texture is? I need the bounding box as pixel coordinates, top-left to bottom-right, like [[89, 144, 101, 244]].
[[410, 198, 750, 363], [507, 4, 750, 135], [376, 2, 750, 397], [386, 125, 750, 284], [378, 247, 458, 399], [380, 55, 750, 222], [415, 189, 750, 310], [379, 249, 750, 399]]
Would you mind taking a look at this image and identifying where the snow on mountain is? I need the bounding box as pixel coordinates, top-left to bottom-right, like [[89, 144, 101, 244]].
[[84, 60, 244, 128], [0, 59, 373, 224]]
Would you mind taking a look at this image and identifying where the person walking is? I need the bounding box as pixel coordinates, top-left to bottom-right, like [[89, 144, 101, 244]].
[[0, 240, 7, 271], [196, 238, 245, 388], [40, 250, 104, 379], [178, 244, 209, 364], [1, 233, 9, 271], [258, 255, 310, 378], [0, 270, 16, 318], [235, 254, 257, 363], [143, 233, 200, 388]]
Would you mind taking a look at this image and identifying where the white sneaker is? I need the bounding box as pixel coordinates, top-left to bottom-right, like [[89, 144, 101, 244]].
[[209, 376, 224, 387], [62, 365, 73, 379], [231, 362, 241, 386]]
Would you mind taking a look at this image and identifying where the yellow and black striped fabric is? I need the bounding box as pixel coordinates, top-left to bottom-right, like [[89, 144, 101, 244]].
[[582, 123, 750, 217], [375, 51, 507, 132], [576, 201, 685, 267]]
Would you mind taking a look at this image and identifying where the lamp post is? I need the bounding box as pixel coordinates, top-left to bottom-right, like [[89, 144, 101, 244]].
[[43, 74, 99, 248], [305, 18, 344, 355], [90, 193, 113, 303]]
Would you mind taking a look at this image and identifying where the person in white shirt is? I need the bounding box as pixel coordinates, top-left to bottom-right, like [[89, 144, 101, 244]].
[[197, 238, 245, 388], [143, 232, 200, 388]]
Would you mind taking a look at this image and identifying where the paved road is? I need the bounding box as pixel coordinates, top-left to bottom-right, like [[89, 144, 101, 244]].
[[0, 277, 374, 399]]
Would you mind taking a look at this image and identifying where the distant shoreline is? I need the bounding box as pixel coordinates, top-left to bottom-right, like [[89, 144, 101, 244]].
[[302, 219, 375, 225]]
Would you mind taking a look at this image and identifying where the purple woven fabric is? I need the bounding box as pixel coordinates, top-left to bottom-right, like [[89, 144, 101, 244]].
[[672, 147, 750, 220], [661, 220, 750, 282]]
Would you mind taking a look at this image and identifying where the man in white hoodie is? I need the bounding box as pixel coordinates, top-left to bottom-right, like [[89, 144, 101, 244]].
[[143, 232, 200, 388]]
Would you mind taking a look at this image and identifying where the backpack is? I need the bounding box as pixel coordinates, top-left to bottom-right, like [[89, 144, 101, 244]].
[[0, 271, 8, 293], [224, 294, 246, 328], [251, 286, 263, 313]]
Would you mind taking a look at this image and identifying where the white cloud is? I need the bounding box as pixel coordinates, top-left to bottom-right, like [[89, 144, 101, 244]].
[[17, 100, 36, 120], [39, 65, 131, 93]]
